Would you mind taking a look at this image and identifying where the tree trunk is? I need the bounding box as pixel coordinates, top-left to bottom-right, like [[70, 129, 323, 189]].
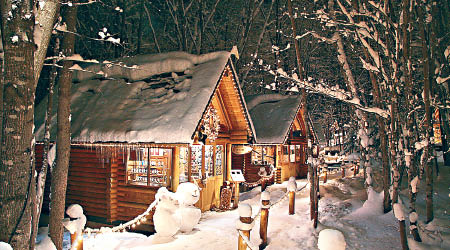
[[401, 0, 422, 242], [30, 37, 60, 249], [33, 0, 60, 86], [418, 1, 434, 224], [0, 1, 36, 248], [49, 3, 78, 249]]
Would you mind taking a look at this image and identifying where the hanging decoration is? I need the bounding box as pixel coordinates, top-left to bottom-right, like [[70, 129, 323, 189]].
[[202, 106, 220, 142]]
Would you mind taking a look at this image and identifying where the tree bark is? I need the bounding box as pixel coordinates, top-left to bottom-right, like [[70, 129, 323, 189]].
[[418, 1, 434, 224], [0, 0, 36, 248], [30, 37, 60, 249], [49, 3, 78, 249], [33, 0, 60, 85]]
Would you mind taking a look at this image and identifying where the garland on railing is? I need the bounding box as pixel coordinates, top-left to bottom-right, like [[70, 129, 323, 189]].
[[241, 165, 276, 188], [84, 198, 159, 236]]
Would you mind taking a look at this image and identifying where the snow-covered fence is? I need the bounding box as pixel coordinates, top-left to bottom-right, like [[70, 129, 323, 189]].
[[236, 177, 309, 250], [236, 204, 256, 250]]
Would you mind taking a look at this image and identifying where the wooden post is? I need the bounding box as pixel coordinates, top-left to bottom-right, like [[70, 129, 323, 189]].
[[288, 177, 296, 215], [237, 204, 253, 250], [353, 164, 357, 177], [323, 167, 328, 183], [314, 166, 319, 228], [260, 191, 270, 249], [289, 191, 295, 215], [342, 167, 345, 178], [70, 232, 83, 250]]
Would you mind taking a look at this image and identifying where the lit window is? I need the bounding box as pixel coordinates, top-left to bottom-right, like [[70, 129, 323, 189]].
[[126, 148, 172, 187]]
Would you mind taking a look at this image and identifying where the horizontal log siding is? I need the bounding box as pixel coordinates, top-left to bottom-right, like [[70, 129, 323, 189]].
[[114, 153, 157, 224], [232, 152, 274, 184], [66, 146, 110, 220]]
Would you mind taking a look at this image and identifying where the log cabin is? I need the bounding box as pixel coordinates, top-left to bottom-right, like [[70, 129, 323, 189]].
[[231, 93, 311, 185], [34, 51, 255, 229]]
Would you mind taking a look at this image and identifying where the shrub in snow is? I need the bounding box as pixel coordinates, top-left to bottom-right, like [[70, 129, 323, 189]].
[[317, 229, 346, 250], [0, 242, 12, 250], [174, 182, 202, 233], [153, 187, 181, 238]]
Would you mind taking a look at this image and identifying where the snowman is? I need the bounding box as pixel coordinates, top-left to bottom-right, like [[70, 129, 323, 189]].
[[153, 187, 181, 241], [175, 182, 202, 233], [62, 204, 87, 250]]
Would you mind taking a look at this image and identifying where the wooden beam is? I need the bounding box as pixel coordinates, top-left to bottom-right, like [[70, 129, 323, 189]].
[[216, 88, 233, 130]]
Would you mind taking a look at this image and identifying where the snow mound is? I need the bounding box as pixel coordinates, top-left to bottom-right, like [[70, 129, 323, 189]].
[[317, 229, 346, 250], [344, 187, 384, 218], [287, 177, 297, 192], [261, 191, 270, 201], [35, 235, 57, 250], [238, 203, 252, 217], [0, 242, 12, 250]]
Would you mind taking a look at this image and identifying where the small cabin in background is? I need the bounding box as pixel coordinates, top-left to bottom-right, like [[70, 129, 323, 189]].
[[34, 51, 254, 229], [232, 93, 309, 184]]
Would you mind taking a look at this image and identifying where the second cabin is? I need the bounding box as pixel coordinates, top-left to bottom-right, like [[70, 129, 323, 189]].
[[231, 93, 311, 185], [34, 51, 254, 228]]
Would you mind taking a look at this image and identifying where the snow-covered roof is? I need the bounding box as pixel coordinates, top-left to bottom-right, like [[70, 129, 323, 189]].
[[35, 51, 237, 144], [245, 93, 302, 144]]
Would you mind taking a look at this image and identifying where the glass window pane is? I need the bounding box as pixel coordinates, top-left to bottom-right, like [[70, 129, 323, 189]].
[[215, 145, 223, 175], [126, 148, 148, 186], [149, 148, 170, 187], [191, 145, 202, 180], [179, 147, 189, 183], [205, 145, 214, 178]]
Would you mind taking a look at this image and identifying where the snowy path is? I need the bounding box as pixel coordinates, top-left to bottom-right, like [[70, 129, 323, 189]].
[[55, 166, 450, 250]]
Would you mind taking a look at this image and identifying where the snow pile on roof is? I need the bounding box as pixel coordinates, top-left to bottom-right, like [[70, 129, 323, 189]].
[[245, 93, 302, 144], [35, 51, 231, 143]]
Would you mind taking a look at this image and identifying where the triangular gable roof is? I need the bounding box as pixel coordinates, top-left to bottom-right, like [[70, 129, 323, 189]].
[[35, 51, 250, 144], [245, 93, 302, 144]]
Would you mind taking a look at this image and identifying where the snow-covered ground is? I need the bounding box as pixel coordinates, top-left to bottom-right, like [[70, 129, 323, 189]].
[[35, 156, 449, 250]]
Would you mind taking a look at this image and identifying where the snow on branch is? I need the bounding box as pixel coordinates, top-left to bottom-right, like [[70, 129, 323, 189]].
[[265, 69, 389, 118]]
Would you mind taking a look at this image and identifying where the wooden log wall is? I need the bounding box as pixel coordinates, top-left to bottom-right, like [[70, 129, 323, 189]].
[[231, 152, 274, 184], [66, 147, 111, 220], [113, 152, 157, 225]]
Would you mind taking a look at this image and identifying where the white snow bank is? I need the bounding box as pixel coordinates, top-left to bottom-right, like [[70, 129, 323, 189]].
[[317, 229, 346, 250], [35, 235, 57, 250], [344, 187, 384, 218], [0, 242, 12, 250], [393, 203, 405, 221]]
